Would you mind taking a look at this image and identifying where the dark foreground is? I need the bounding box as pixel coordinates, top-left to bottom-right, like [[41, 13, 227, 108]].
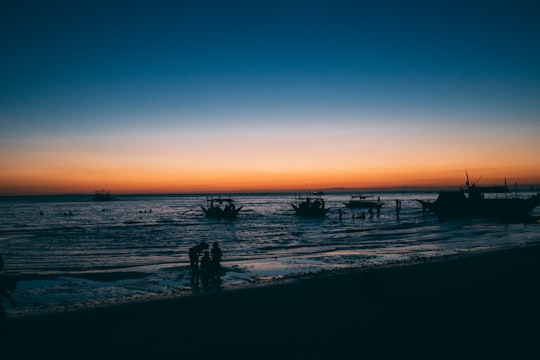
[[5, 244, 540, 359]]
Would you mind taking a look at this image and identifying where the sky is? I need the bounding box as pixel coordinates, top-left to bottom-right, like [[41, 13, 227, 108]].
[[1, 0, 539, 195]]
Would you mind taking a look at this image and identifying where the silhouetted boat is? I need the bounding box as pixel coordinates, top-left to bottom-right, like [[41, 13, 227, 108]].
[[343, 195, 383, 211], [93, 189, 113, 201], [292, 194, 330, 218], [417, 175, 540, 219], [202, 197, 243, 219]]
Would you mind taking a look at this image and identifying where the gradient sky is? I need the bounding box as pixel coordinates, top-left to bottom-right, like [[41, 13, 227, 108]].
[[1, 0, 539, 195]]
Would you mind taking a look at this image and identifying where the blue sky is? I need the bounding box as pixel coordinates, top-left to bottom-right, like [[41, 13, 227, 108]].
[[1, 0, 539, 193]]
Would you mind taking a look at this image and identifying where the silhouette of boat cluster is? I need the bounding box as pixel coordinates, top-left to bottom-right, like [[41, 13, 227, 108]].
[[201, 176, 540, 220], [94, 174, 540, 221], [202, 175, 540, 221]]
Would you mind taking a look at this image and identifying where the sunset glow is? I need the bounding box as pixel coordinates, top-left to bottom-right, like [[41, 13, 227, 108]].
[[1, 1, 539, 195]]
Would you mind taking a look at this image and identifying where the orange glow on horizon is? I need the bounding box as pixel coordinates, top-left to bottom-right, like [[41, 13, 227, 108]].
[[1, 166, 539, 195], [1, 120, 539, 195]]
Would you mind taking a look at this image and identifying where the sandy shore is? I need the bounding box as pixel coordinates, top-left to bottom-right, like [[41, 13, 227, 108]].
[[4, 244, 540, 359]]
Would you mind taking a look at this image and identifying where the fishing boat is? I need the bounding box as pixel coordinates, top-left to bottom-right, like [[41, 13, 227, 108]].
[[343, 195, 383, 211], [417, 175, 540, 219], [292, 194, 330, 218], [93, 189, 113, 201], [202, 197, 243, 219]]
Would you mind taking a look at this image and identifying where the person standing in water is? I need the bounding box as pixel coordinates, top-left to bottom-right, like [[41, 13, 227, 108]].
[[211, 242, 223, 278], [199, 251, 213, 287], [188, 241, 209, 272]]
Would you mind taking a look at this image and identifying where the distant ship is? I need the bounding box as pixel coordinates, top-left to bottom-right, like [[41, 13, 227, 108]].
[[417, 175, 540, 219], [292, 194, 330, 218], [343, 195, 383, 212], [93, 189, 113, 201], [202, 197, 243, 219]]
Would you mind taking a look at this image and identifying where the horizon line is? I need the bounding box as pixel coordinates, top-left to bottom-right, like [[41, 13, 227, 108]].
[[2, 183, 540, 197]]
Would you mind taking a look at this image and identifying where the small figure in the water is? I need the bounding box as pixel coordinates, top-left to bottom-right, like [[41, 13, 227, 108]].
[[353, 212, 366, 220], [199, 251, 213, 287]]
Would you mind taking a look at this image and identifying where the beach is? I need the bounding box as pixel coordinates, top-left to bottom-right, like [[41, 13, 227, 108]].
[[4, 244, 540, 359]]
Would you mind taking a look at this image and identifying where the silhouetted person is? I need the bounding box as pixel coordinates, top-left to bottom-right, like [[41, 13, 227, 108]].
[[211, 242, 223, 277], [189, 241, 209, 272], [200, 251, 213, 287], [0, 255, 16, 345]]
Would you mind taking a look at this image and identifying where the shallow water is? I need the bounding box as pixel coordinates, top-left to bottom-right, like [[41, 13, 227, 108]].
[[1, 192, 539, 316]]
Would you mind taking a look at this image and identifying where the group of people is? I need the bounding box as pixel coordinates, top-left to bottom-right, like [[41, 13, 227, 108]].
[[189, 241, 223, 286], [1, 242, 224, 339]]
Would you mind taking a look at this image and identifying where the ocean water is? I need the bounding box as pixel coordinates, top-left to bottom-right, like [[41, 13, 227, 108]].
[[1, 192, 539, 316]]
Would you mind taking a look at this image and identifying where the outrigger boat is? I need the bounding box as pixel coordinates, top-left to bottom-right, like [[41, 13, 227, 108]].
[[292, 194, 330, 218], [417, 174, 540, 219], [343, 195, 383, 212], [202, 197, 243, 219]]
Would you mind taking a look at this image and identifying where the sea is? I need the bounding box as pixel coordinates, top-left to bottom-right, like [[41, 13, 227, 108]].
[[1, 192, 539, 317]]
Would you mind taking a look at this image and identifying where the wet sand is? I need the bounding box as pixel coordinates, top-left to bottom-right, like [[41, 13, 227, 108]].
[[5, 244, 540, 359]]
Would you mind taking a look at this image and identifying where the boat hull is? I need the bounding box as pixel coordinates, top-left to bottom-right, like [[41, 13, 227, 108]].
[[292, 204, 330, 218], [202, 206, 243, 219]]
